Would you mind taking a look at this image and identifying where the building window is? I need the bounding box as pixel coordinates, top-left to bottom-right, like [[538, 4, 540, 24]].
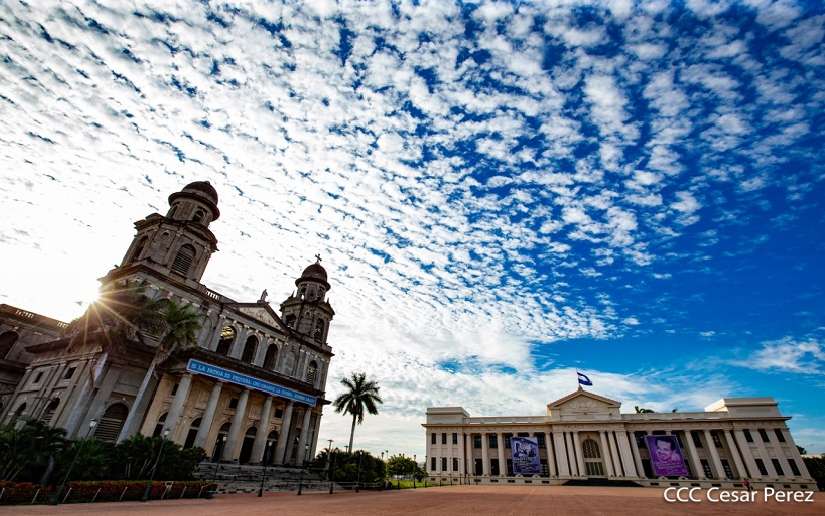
[[431, 433, 437, 445], [758, 429, 770, 443], [216, 326, 235, 355], [506, 459, 513, 476], [305, 361, 318, 385], [274, 408, 283, 418], [33, 371, 44, 383], [701, 459, 713, 479], [313, 319, 325, 341], [285, 314, 297, 328], [94, 403, 129, 443], [474, 458, 483, 475], [772, 459, 784, 476], [490, 459, 500, 476], [452, 432, 458, 445], [63, 367, 76, 380], [755, 458, 768, 476], [774, 429, 786, 443], [536, 433, 545, 447], [153, 413, 167, 437], [641, 459, 653, 478], [721, 459, 733, 479], [263, 345, 278, 369], [241, 335, 258, 363], [171, 244, 196, 276], [171, 382, 179, 396], [229, 398, 239, 409], [712, 431, 723, 448], [691, 431, 703, 448], [504, 434, 511, 449], [192, 209, 205, 223], [441, 457, 447, 471], [473, 435, 481, 449], [431, 457, 436, 471], [441, 432, 447, 445], [489, 434, 498, 449], [41, 398, 60, 425], [744, 429, 753, 442], [453, 457, 459, 471], [184, 418, 201, 449], [582, 439, 601, 459], [0, 330, 18, 359], [635, 431, 646, 448], [788, 459, 800, 476]]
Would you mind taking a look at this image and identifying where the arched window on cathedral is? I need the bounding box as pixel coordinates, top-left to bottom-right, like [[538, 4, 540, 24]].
[[313, 319, 325, 342], [305, 360, 318, 386], [171, 244, 196, 276], [192, 209, 205, 224], [285, 314, 297, 329], [40, 398, 60, 425], [184, 417, 201, 449], [582, 439, 600, 459], [131, 237, 148, 263], [153, 412, 168, 438], [263, 344, 278, 370], [298, 287, 306, 299], [0, 331, 19, 359], [241, 335, 258, 363], [216, 326, 235, 355], [94, 403, 129, 443]]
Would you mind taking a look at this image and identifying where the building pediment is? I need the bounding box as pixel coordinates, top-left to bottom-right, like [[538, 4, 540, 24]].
[[230, 303, 287, 332], [547, 387, 621, 420]]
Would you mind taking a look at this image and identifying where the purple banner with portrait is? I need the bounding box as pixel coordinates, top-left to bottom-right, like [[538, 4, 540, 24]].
[[645, 435, 689, 477], [511, 436, 541, 475]]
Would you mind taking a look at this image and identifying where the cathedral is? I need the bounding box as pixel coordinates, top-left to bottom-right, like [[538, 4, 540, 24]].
[[0, 181, 333, 466]]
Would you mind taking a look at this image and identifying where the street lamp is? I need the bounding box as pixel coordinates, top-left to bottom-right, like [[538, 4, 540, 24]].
[[142, 429, 169, 502], [413, 454, 417, 489], [258, 440, 273, 497], [54, 419, 96, 504]]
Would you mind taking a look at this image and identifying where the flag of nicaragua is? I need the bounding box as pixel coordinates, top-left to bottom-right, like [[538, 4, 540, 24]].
[[577, 371, 593, 386]]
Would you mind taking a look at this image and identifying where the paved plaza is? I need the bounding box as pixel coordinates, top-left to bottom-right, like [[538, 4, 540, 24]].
[[1, 486, 821, 515]]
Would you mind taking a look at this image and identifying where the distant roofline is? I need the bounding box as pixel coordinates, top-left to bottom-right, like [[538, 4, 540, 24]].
[[0, 303, 68, 329]]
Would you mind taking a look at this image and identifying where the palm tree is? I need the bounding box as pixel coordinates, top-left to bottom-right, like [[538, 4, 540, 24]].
[[333, 372, 383, 454]]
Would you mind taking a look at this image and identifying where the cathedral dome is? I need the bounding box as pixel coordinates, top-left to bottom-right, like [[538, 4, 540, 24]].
[[182, 181, 219, 204], [168, 180, 220, 220], [296, 260, 330, 289]]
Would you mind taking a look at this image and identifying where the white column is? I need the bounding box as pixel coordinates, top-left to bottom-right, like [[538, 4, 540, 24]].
[[497, 432, 506, 476], [194, 382, 223, 449], [447, 431, 454, 477], [544, 432, 557, 476], [553, 431, 570, 476], [206, 316, 226, 351], [222, 388, 250, 461], [251, 396, 274, 463], [704, 430, 726, 479], [609, 432, 624, 476], [295, 406, 313, 465], [683, 430, 705, 479], [481, 432, 490, 476], [628, 431, 646, 478], [572, 432, 585, 477], [161, 373, 193, 440], [732, 430, 759, 479], [599, 432, 614, 476], [229, 326, 248, 358], [274, 401, 294, 464], [465, 432, 473, 475], [724, 430, 747, 480], [617, 431, 638, 478]]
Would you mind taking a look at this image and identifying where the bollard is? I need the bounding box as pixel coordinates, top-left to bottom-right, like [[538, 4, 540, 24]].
[[120, 487, 129, 501], [31, 488, 40, 504], [180, 486, 187, 499], [62, 487, 72, 504], [91, 488, 101, 503]]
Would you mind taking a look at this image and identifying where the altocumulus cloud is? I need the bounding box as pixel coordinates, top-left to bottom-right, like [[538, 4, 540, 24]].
[[0, 0, 824, 455]]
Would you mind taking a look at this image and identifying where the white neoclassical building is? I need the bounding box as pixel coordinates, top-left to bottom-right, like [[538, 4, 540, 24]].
[[424, 387, 814, 490]]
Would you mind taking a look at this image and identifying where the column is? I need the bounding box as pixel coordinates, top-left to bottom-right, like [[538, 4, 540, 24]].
[[722, 430, 747, 480], [222, 388, 250, 461], [599, 432, 614, 476], [553, 431, 570, 476], [294, 406, 312, 465], [628, 431, 646, 478], [704, 430, 726, 479], [617, 431, 638, 478], [447, 431, 454, 477], [63, 363, 95, 438], [544, 432, 557, 476], [206, 316, 227, 351], [161, 373, 193, 440], [274, 401, 294, 464], [458, 431, 465, 476], [481, 432, 490, 476], [753, 430, 777, 477], [117, 363, 161, 442], [229, 326, 248, 358], [497, 432, 506, 476], [194, 382, 223, 449], [75, 368, 120, 431], [465, 432, 473, 475], [251, 396, 274, 463], [609, 432, 624, 476], [732, 429, 759, 479], [572, 432, 585, 477], [683, 430, 705, 479]]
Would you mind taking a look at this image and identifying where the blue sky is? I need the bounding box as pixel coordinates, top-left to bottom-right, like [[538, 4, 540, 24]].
[[0, 0, 824, 456]]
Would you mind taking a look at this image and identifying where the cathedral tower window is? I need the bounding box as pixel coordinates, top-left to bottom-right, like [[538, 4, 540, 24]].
[[171, 244, 196, 276], [241, 335, 258, 363], [305, 360, 318, 385], [193, 209, 205, 224], [313, 319, 325, 341], [216, 326, 236, 355], [0, 331, 19, 359], [285, 314, 297, 328], [184, 418, 201, 449], [131, 237, 148, 263]]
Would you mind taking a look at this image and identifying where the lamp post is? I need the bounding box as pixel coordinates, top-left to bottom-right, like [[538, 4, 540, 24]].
[[258, 441, 273, 497], [54, 419, 97, 504], [413, 454, 417, 489], [142, 429, 169, 502]]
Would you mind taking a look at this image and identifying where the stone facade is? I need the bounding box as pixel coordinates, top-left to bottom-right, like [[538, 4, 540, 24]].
[[0, 181, 335, 466], [424, 387, 814, 490]]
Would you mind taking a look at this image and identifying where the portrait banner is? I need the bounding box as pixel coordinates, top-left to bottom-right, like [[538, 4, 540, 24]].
[[645, 435, 689, 477], [511, 436, 541, 475]]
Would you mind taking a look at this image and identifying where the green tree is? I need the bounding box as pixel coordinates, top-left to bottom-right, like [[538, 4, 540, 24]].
[[0, 419, 67, 481], [635, 406, 655, 414], [802, 454, 825, 491], [385, 454, 418, 477], [310, 449, 386, 485], [333, 372, 383, 453]]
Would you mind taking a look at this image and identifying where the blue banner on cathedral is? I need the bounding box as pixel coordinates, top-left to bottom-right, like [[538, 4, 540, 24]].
[[187, 359, 316, 406], [511, 436, 541, 475]]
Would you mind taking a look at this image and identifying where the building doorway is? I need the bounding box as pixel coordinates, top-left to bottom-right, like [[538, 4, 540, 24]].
[[212, 422, 231, 461], [582, 438, 605, 476], [239, 426, 257, 464]]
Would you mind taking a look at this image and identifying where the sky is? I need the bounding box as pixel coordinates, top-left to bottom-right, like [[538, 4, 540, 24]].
[[0, 0, 824, 457]]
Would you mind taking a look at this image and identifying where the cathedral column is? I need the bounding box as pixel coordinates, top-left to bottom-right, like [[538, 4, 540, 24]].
[[481, 432, 490, 476], [465, 432, 473, 475], [599, 432, 614, 476], [295, 406, 313, 465], [194, 382, 223, 449], [229, 326, 249, 359], [544, 432, 556, 476], [617, 431, 638, 477], [309, 412, 322, 460], [572, 432, 585, 477], [161, 373, 193, 440], [250, 396, 274, 463], [222, 388, 250, 461], [62, 361, 95, 438], [497, 432, 506, 476], [117, 360, 162, 443], [723, 430, 747, 479], [553, 431, 570, 476], [207, 316, 227, 351], [274, 401, 294, 465], [704, 430, 726, 479], [608, 432, 623, 476]]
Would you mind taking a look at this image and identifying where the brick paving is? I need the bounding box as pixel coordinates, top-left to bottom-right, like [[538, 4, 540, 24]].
[[1, 485, 821, 515]]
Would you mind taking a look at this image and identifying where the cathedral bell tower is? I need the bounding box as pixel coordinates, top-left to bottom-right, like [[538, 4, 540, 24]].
[[119, 181, 220, 286], [280, 256, 335, 345]]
